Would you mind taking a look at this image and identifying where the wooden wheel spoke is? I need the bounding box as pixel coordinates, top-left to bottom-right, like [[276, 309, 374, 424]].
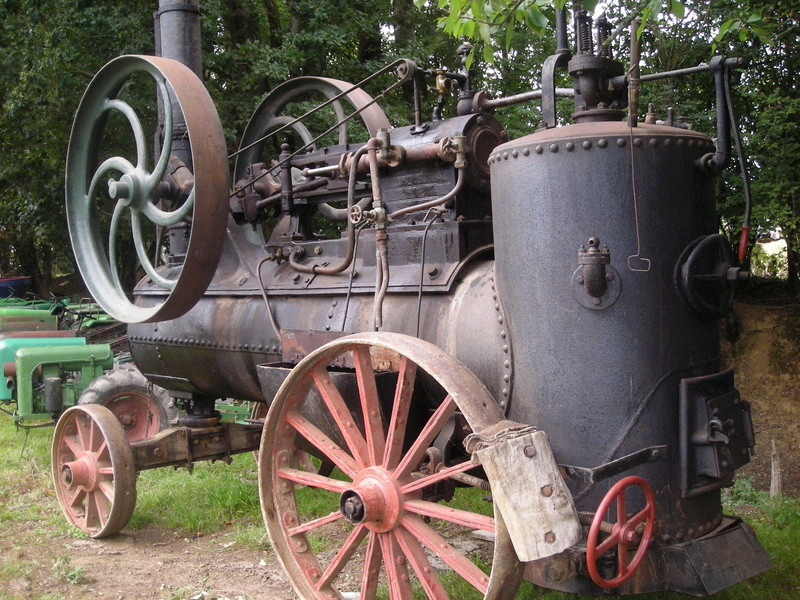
[[394, 526, 450, 600], [596, 531, 620, 556], [286, 410, 360, 477], [378, 532, 414, 600], [352, 346, 385, 465], [92, 490, 110, 526], [311, 366, 370, 467], [360, 531, 383, 600], [63, 434, 83, 458], [403, 499, 494, 531], [383, 357, 417, 469], [277, 467, 349, 493], [401, 460, 479, 495], [75, 416, 90, 451], [315, 524, 368, 589], [98, 480, 115, 502], [401, 515, 489, 594], [68, 487, 87, 509], [289, 510, 343, 537], [394, 395, 456, 479]]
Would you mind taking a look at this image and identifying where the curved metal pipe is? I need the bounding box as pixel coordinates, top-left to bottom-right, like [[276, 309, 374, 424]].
[[388, 168, 464, 220]]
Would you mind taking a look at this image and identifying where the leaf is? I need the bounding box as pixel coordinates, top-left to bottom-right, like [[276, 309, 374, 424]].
[[669, 1, 685, 18], [504, 21, 515, 48], [715, 18, 737, 43]]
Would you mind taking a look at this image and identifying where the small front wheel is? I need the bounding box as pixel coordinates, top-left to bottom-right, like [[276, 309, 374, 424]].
[[52, 404, 137, 538]]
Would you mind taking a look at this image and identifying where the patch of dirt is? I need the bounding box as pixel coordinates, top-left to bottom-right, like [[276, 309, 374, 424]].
[[731, 300, 800, 494], [1, 522, 293, 600]]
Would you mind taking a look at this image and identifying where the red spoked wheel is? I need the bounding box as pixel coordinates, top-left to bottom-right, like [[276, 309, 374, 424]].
[[586, 476, 656, 589], [259, 332, 518, 600], [51, 404, 137, 538]]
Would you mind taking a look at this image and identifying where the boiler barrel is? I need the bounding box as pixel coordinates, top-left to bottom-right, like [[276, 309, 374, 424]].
[[490, 122, 721, 548]]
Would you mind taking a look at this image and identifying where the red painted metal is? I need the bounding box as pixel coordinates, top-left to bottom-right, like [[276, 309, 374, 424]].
[[103, 393, 162, 442], [586, 475, 656, 588], [260, 336, 499, 599]]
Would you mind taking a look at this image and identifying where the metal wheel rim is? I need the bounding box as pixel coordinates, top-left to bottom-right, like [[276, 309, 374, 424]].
[[259, 332, 516, 600], [65, 54, 230, 324], [51, 404, 137, 538]]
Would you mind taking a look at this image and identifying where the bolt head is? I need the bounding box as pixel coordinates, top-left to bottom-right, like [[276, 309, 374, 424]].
[[524, 445, 537, 458]]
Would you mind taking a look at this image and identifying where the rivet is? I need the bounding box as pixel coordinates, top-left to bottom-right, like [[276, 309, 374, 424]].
[[545, 532, 556, 543], [649, 138, 659, 148], [592, 297, 601, 306], [549, 143, 558, 153], [504, 360, 510, 368], [502, 344, 508, 353], [535, 145, 543, 154], [541, 485, 553, 497], [332, 300, 338, 307], [511, 149, 518, 158], [325, 325, 331, 331], [663, 138, 672, 147], [616, 138, 626, 147], [597, 138, 608, 148], [502, 388, 508, 396], [633, 137, 643, 147], [503, 374, 509, 382], [498, 317, 504, 324], [494, 303, 500, 310], [677, 139, 685, 147], [257, 345, 263, 351], [524, 445, 537, 458], [522, 147, 530, 156], [565, 142, 574, 151], [328, 313, 334, 318], [582, 140, 592, 149], [500, 330, 506, 339], [688, 139, 695, 147], [502, 152, 509, 160]]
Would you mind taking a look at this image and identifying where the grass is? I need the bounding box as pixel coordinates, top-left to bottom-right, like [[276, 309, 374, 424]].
[[1, 414, 798, 599]]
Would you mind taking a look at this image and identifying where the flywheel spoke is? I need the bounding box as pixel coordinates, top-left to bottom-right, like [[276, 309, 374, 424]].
[[105, 98, 148, 170], [146, 77, 172, 190], [131, 210, 176, 290]]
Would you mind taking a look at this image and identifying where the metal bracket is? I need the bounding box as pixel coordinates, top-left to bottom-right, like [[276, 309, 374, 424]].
[[561, 444, 668, 494]]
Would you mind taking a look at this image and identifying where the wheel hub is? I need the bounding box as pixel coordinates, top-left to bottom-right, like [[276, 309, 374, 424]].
[[339, 467, 402, 533], [61, 454, 98, 491]]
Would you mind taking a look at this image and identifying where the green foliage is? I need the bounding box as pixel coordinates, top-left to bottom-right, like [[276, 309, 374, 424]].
[[51, 555, 85, 585]]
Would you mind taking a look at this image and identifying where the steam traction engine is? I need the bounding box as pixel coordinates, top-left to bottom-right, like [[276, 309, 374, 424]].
[[57, 1, 771, 597]]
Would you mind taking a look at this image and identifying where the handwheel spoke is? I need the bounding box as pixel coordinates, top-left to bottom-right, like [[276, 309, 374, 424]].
[[311, 367, 369, 467], [285, 411, 360, 477], [105, 98, 148, 170], [404, 499, 494, 531], [401, 460, 479, 495], [315, 524, 368, 589], [394, 526, 450, 600], [402, 515, 489, 594], [596, 531, 620, 556], [394, 395, 456, 479], [628, 506, 651, 529], [288, 510, 343, 537], [616, 493, 627, 526], [379, 532, 414, 600], [361, 532, 383, 600], [277, 467, 349, 493], [383, 357, 417, 469], [352, 346, 385, 465], [131, 210, 176, 290], [618, 543, 630, 576]]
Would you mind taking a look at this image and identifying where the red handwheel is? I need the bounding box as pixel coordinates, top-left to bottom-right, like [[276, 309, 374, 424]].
[[586, 476, 656, 589]]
